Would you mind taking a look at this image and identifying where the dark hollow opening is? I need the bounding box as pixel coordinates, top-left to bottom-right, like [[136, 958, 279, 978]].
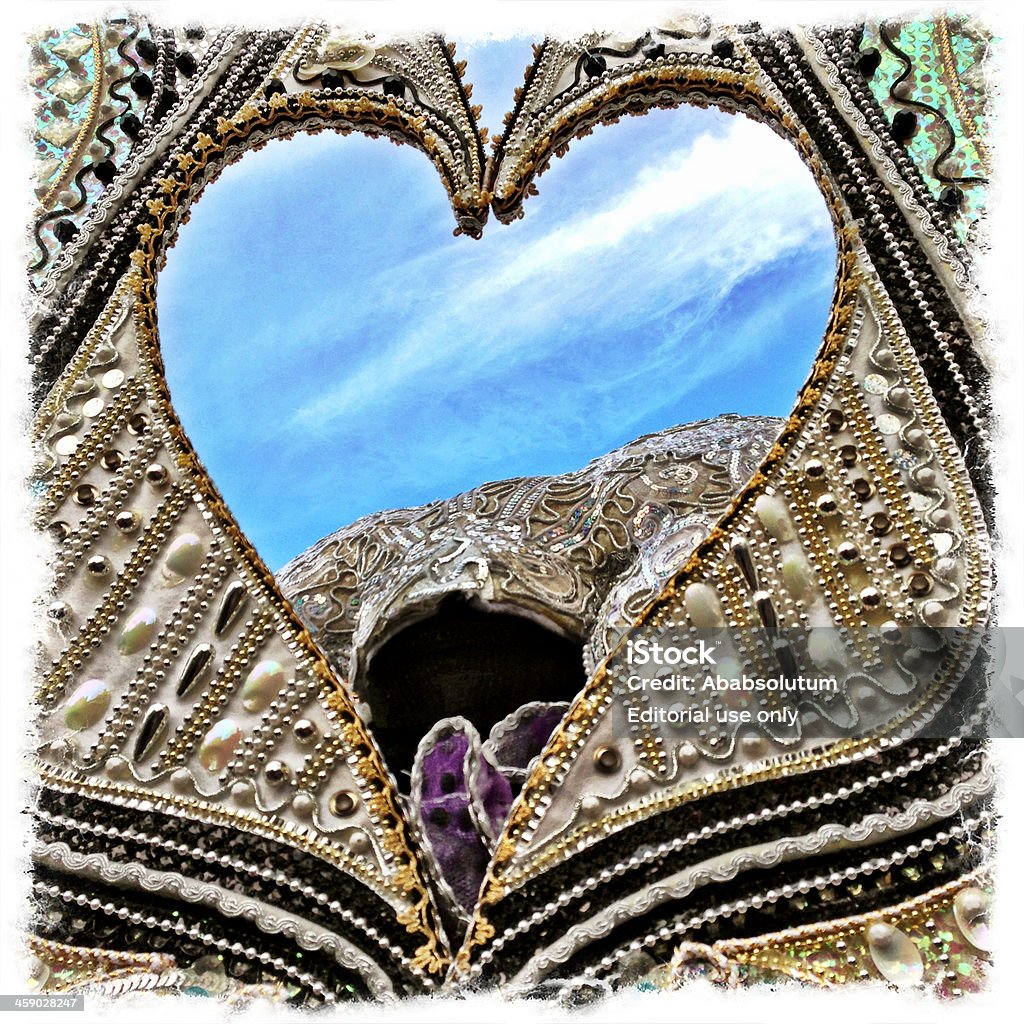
[[361, 596, 586, 786]]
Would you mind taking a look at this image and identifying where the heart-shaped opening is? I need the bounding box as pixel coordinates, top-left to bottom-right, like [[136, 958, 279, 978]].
[[157, 59, 837, 819]]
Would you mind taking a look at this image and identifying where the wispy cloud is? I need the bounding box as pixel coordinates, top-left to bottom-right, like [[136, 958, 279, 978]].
[[289, 115, 833, 433]]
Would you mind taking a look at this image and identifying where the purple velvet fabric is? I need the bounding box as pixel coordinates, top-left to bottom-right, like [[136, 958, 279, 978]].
[[490, 704, 568, 770], [415, 707, 567, 915], [417, 725, 513, 912]]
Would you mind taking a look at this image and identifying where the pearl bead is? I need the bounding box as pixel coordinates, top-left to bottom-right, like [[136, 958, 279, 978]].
[[118, 607, 158, 654], [241, 659, 287, 713], [197, 719, 242, 772], [164, 532, 204, 577], [865, 921, 924, 985], [291, 792, 315, 817], [754, 493, 795, 542], [684, 582, 725, 627], [953, 887, 991, 952], [64, 678, 111, 731]]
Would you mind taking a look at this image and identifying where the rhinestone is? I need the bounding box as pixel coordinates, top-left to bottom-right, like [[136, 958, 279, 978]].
[[888, 543, 912, 567], [100, 450, 124, 470], [730, 539, 758, 590], [293, 718, 318, 743], [132, 704, 169, 761], [177, 643, 214, 697], [127, 412, 150, 435], [53, 31, 93, 60], [86, 554, 111, 576], [73, 483, 99, 506], [114, 510, 140, 533], [593, 745, 621, 773], [215, 581, 247, 636], [145, 463, 169, 486], [838, 445, 858, 466], [329, 790, 358, 817]]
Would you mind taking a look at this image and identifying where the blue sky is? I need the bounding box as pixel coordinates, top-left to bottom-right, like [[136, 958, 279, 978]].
[[157, 41, 837, 572]]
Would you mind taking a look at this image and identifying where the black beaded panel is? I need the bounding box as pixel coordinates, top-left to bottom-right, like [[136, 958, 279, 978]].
[[32, 867, 371, 1005], [472, 739, 983, 980], [552, 809, 989, 986], [37, 785, 424, 975]]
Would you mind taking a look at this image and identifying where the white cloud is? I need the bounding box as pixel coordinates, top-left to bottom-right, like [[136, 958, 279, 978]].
[[288, 113, 834, 435]]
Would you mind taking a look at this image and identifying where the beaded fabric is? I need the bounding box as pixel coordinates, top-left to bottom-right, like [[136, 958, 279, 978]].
[[24, 14, 997, 1005]]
